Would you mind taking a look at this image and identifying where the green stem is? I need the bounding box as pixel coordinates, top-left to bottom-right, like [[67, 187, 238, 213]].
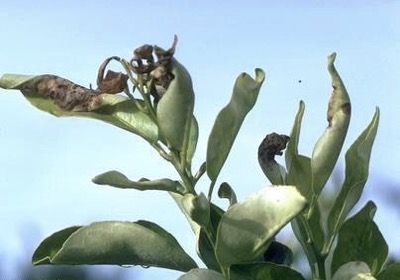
[[295, 215, 326, 280], [207, 180, 216, 200]]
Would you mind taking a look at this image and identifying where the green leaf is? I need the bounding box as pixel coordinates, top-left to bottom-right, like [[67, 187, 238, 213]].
[[187, 117, 199, 164], [262, 240, 293, 266], [196, 203, 224, 272], [377, 263, 400, 280], [285, 101, 313, 200], [177, 268, 225, 280], [229, 262, 306, 280], [332, 261, 375, 280], [285, 100, 305, 172], [92, 170, 185, 194], [156, 58, 194, 153], [332, 201, 388, 276], [259, 160, 287, 185], [33, 221, 197, 272], [311, 53, 351, 195], [215, 186, 307, 268], [181, 193, 210, 228], [0, 74, 159, 143], [206, 69, 265, 182], [218, 182, 237, 206], [326, 108, 380, 246]]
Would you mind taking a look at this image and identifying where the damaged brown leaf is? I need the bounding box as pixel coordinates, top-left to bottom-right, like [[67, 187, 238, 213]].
[[96, 56, 128, 94], [258, 133, 290, 167], [19, 75, 101, 112]]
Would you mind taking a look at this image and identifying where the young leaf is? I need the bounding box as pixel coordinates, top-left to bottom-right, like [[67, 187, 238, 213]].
[[92, 170, 185, 194], [311, 53, 351, 195], [215, 186, 307, 268], [285, 101, 313, 200], [326, 108, 380, 249], [177, 268, 225, 280], [156, 58, 194, 153], [218, 182, 237, 206], [206, 69, 265, 182], [229, 262, 306, 280], [196, 204, 224, 272], [186, 117, 199, 165], [331, 201, 388, 276], [33, 221, 198, 272], [0, 74, 159, 143], [285, 100, 305, 171], [181, 193, 210, 228]]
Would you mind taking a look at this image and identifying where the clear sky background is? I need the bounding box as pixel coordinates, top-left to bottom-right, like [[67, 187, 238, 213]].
[[1, 1, 399, 279]]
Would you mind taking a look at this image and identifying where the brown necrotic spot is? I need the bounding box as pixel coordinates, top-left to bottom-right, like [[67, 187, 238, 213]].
[[25, 75, 99, 111], [258, 133, 290, 167], [342, 102, 351, 115]]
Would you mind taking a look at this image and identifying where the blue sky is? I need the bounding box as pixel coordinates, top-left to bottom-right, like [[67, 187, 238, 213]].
[[1, 1, 399, 279]]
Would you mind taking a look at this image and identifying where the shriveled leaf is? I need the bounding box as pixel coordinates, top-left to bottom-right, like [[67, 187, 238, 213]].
[[156, 58, 194, 154], [33, 221, 197, 272], [0, 74, 159, 143], [327, 109, 379, 242], [92, 170, 185, 194], [218, 182, 237, 206], [215, 186, 307, 268], [230, 262, 306, 280], [332, 261, 374, 280], [311, 53, 351, 195], [377, 263, 400, 280], [332, 201, 388, 276], [177, 268, 225, 280], [258, 133, 290, 185], [207, 69, 265, 182]]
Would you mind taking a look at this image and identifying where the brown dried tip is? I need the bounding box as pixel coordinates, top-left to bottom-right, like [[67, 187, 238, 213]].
[[96, 56, 128, 94], [258, 133, 290, 166]]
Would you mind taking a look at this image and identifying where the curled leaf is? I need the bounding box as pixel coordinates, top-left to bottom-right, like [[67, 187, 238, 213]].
[[218, 182, 237, 206], [258, 133, 290, 185], [311, 52, 351, 195], [92, 170, 185, 194], [96, 56, 128, 94], [207, 68, 265, 183]]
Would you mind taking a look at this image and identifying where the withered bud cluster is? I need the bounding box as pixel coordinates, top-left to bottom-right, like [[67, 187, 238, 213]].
[[130, 35, 178, 103]]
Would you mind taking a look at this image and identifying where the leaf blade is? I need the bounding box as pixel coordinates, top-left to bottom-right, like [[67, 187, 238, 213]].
[[33, 221, 198, 272], [331, 201, 388, 276], [206, 69, 265, 182], [311, 53, 351, 195], [215, 186, 307, 268], [327, 108, 380, 248]]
